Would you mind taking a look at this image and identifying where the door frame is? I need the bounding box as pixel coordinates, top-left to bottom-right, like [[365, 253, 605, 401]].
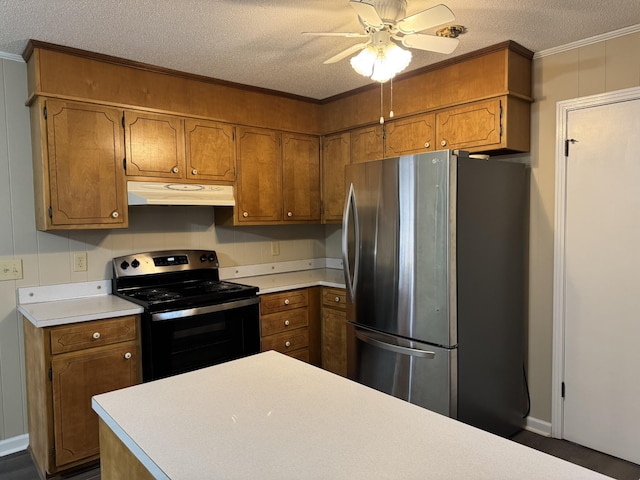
[[551, 85, 640, 438]]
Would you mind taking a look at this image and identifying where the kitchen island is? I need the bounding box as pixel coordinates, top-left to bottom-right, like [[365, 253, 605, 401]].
[[92, 351, 612, 480]]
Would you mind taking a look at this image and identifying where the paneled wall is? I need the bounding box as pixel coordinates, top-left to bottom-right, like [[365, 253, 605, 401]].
[[0, 58, 328, 446]]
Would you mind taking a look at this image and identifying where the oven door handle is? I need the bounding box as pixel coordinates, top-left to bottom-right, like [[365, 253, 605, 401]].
[[150, 296, 260, 321]]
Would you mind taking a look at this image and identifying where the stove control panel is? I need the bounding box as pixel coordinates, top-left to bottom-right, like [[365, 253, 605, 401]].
[[112, 250, 220, 278]]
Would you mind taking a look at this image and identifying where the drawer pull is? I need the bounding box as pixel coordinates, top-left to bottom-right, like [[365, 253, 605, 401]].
[[285, 341, 291, 348], [284, 320, 290, 326], [123, 352, 132, 360], [284, 299, 290, 305], [92, 332, 101, 340], [334, 296, 341, 303]]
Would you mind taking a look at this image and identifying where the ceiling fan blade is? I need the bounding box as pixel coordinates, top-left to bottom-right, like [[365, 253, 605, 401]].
[[401, 34, 459, 54], [349, 0, 384, 29], [302, 32, 369, 38], [323, 41, 371, 64], [397, 4, 455, 34]]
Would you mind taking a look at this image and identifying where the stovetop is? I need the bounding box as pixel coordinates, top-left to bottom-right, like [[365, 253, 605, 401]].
[[112, 250, 259, 311]]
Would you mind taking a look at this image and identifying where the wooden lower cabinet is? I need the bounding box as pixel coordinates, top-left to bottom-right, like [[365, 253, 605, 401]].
[[259, 288, 320, 365], [321, 287, 347, 377], [23, 315, 141, 477]]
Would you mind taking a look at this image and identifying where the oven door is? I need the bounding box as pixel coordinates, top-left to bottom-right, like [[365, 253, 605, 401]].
[[142, 297, 260, 381]]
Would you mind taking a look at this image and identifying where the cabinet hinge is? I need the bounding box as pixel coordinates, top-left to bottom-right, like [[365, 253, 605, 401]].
[[232, 129, 235, 141], [52, 446, 56, 461], [499, 102, 503, 137], [565, 138, 578, 156], [123, 158, 127, 171], [43, 105, 47, 120], [121, 114, 125, 129], [561, 381, 565, 398], [48, 367, 52, 381], [48, 206, 52, 219]]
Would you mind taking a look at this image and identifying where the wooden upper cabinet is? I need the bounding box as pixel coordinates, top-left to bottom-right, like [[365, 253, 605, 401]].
[[236, 126, 282, 223], [384, 113, 435, 157], [322, 132, 350, 223], [40, 99, 127, 229], [282, 133, 321, 222], [124, 111, 185, 179], [185, 119, 236, 183], [350, 125, 384, 164], [435, 98, 503, 151]]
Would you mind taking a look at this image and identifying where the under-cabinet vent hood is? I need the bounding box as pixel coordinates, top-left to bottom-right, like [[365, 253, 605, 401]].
[[127, 181, 235, 206]]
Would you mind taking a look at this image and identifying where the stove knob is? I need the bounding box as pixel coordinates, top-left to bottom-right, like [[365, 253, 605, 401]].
[[120, 261, 130, 270], [200, 254, 207, 263], [208, 254, 216, 262], [131, 259, 140, 269]]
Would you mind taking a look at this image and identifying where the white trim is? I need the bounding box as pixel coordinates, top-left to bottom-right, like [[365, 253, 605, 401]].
[[534, 24, 640, 60], [0, 51, 24, 63], [219, 257, 341, 280], [525, 417, 552, 437], [0, 434, 28, 457], [552, 86, 640, 439], [17, 280, 112, 304]]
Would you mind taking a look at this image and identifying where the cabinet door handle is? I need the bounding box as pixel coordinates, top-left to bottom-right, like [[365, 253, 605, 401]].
[[440, 140, 447, 147], [287, 211, 293, 217], [424, 142, 430, 149], [111, 211, 119, 218], [285, 341, 291, 348], [192, 168, 198, 175], [284, 299, 290, 305], [123, 352, 132, 360], [284, 320, 290, 326], [92, 332, 101, 340], [243, 211, 249, 218], [172, 166, 179, 173]]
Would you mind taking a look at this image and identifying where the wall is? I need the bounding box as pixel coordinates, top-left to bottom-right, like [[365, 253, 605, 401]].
[[525, 28, 640, 425], [0, 57, 329, 447]]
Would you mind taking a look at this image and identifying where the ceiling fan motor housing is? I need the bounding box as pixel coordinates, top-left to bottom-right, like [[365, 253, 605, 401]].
[[367, 0, 407, 24]]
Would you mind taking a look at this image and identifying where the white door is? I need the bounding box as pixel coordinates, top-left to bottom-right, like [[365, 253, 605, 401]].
[[561, 95, 640, 464]]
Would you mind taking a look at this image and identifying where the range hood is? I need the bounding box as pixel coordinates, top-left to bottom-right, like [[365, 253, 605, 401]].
[[127, 181, 235, 206]]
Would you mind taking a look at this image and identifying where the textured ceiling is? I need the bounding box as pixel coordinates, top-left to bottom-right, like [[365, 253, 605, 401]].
[[0, 0, 639, 99]]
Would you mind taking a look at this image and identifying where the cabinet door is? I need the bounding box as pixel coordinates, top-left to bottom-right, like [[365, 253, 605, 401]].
[[384, 113, 435, 157], [282, 133, 321, 222], [350, 125, 384, 164], [185, 119, 236, 182], [124, 111, 185, 178], [322, 308, 347, 377], [236, 126, 282, 223], [51, 341, 140, 467], [322, 132, 350, 223], [44, 100, 127, 228], [436, 98, 502, 151]]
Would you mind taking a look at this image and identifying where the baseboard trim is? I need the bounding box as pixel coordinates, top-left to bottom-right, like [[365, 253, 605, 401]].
[[0, 434, 28, 457], [525, 416, 552, 437]]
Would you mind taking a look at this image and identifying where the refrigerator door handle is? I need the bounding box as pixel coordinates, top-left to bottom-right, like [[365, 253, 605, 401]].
[[354, 328, 436, 359], [342, 182, 359, 302]]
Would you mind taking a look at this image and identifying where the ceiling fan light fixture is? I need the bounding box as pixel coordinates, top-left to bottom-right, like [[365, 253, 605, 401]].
[[350, 41, 412, 83]]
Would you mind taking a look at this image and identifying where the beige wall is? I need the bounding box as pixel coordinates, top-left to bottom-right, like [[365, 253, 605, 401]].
[[1, 28, 640, 444], [525, 31, 640, 422]]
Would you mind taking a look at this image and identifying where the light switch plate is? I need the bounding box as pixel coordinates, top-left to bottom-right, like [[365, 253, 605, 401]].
[[0, 258, 23, 281]]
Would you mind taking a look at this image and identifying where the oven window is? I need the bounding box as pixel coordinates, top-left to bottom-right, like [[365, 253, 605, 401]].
[[142, 303, 259, 381]]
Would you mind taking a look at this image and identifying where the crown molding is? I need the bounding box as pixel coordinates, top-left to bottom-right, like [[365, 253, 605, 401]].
[[534, 24, 640, 59]]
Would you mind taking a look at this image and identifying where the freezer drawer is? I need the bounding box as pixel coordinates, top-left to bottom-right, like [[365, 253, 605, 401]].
[[347, 323, 457, 418]]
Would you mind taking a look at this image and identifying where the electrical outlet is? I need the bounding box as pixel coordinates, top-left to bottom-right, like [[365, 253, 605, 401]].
[[74, 252, 88, 272], [0, 258, 23, 281], [271, 241, 280, 256]]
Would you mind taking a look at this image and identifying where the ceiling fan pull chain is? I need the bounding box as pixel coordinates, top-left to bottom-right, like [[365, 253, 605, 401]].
[[380, 82, 385, 124], [389, 78, 395, 119]]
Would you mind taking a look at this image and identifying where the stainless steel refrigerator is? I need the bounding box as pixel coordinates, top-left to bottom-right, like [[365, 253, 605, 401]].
[[343, 149, 527, 437]]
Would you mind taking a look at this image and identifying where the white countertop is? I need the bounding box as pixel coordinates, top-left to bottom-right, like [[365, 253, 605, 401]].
[[17, 280, 143, 327], [16, 267, 345, 327], [92, 351, 612, 480]]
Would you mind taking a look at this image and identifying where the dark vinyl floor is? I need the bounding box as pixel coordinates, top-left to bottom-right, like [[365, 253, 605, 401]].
[[1, 431, 639, 479]]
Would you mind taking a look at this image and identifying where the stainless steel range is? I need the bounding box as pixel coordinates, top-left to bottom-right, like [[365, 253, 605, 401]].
[[112, 250, 260, 381]]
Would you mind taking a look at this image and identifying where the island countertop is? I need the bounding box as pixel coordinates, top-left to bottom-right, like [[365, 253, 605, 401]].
[[92, 351, 612, 480]]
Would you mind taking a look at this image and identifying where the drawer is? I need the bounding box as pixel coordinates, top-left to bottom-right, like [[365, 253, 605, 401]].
[[286, 348, 310, 363], [50, 315, 138, 355], [261, 328, 309, 354], [261, 309, 308, 336], [322, 287, 346, 310], [261, 289, 308, 314]]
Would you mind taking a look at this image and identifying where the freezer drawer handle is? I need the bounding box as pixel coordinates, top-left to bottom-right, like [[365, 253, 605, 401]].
[[355, 330, 436, 359]]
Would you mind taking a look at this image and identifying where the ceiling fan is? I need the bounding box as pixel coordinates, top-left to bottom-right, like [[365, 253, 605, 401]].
[[303, 0, 461, 68]]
